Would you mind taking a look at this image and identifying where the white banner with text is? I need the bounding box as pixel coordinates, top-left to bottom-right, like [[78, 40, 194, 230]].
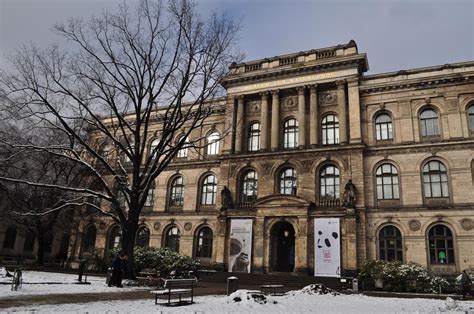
[[228, 219, 253, 273]]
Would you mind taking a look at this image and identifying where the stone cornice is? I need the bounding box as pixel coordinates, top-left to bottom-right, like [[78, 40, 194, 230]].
[[222, 55, 367, 89], [364, 139, 474, 155]]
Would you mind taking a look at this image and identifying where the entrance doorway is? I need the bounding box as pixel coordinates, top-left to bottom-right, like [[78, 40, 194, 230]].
[[270, 221, 295, 272]]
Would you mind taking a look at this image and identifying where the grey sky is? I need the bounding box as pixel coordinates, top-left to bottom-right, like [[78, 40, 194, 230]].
[[1, 0, 473, 74]]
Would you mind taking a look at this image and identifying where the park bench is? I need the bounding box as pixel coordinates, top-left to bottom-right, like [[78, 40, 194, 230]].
[[150, 278, 196, 306], [260, 284, 285, 295]]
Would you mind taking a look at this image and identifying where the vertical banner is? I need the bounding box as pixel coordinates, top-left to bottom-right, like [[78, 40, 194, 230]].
[[228, 219, 253, 273], [314, 218, 341, 277]]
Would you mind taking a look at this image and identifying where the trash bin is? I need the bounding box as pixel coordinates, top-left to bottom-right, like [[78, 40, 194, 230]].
[[352, 278, 359, 292], [227, 276, 239, 296], [106, 267, 113, 285]]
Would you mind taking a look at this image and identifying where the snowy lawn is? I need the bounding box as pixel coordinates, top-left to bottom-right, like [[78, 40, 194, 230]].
[[2, 288, 474, 313], [0, 268, 146, 299]]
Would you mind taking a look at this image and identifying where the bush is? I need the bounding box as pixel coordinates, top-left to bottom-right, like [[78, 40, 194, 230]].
[[359, 260, 449, 293], [107, 246, 200, 277]]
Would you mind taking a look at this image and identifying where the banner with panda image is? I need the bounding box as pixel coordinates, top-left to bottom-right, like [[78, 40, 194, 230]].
[[314, 218, 341, 277], [228, 219, 253, 273]]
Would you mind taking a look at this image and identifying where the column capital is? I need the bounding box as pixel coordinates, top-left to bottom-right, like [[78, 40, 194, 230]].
[[259, 91, 269, 99], [336, 80, 346, 89], [296, 86, 306, 95], [271, 89, 280, 96], [237, 94, 245, 101], [309, 84, 318, 93], [346, 77, 359, 87]]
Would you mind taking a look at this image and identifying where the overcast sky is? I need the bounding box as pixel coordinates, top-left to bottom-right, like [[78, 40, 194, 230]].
[[1, 0, 473, 74]]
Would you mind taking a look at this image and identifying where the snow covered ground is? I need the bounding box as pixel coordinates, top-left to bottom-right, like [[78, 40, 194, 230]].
[[2, 291, 474, 313], [0, 268, 145, 298], [1, 269, 473, 313]]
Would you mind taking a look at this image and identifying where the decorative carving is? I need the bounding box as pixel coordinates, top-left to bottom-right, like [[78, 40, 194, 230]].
[[296, 86, 306, 94], [153, 222, 161, 231], [247, 100, 261, 114], [408, 220, 421, 231], [184, 222, 192, 231], [460, 218, 473, 231], [283, 96, 298, 111], [260, 162, 274, 176], [319, 90, 338, 106], [220, 186, 234, 211], [301, 159, 313, 172], [336, 80, 346, 89], [342, 180, 357, 208]]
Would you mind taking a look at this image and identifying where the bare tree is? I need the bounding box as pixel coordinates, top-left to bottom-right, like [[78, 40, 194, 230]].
[[0, 124, 87, 265], [0, 0, 240, 275]]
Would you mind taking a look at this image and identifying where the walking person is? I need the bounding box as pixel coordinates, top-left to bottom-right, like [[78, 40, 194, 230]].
[[461, 269, 472, 299], [108, 251, 128, 288]]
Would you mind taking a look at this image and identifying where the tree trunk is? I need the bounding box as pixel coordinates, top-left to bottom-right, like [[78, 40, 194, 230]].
[[121, 218, 138, 279], [36, 234, 44, 265]]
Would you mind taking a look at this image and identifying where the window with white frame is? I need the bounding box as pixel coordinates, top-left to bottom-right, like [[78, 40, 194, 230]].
[[423, 160, 449, 198], [169, 176, 185, 207], [375, 113, 393, 140], [320, 165, 340, 198], [376, 164, 399, 200], [279, 167, 297, 195], [247, 123, 261, 152], [207, 132, 220, 155], [201, 174, 217, 205], [322, 114, 339, 145], [283, 119, 298, 149], [420, 109, 440, 137]]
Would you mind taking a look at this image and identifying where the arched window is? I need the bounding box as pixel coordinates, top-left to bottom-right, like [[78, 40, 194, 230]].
[[320, 165, 340, 198], [82, 224, 97, 254], [165, 226, 180, 253], [241, 170, 258, 203], [43, 231, 54, 254], [144, 181, 155, 207], [279, 167, 297, 195], [207, 131, 220, 155], [169, 176, 185, 207], [136, 226, 150, 247], [195, 227, 213, 258], [375, 113, 393, 140], [376, 164, 399, 200], [379, 226, 403, 262], [23, 231, 35, 252], [2, 226, 17, 250], [177, 136, 189, 158], [107, 225, 121, 252], [428, 225, 455, 265], [283, 119, 298, 149], [322, 114, 339, 145], [247, 123, 261, 152], [468, 104, 474, 132], [420, 109, 440, 137], [150, 138, 159, 156], [423, 161, 449, 198], [201, 174, 217, 205]]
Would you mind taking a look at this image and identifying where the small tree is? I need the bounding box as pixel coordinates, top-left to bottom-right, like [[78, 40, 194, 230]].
[[0, 0, 240, 276]]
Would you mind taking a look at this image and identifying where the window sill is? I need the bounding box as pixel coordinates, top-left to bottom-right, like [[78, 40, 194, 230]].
[[375, 139, 394, 145], [199, 205, 216, 212], [420, 135, 441, 142], [167, 206, 183, 213], [377, 199, 400, 207]]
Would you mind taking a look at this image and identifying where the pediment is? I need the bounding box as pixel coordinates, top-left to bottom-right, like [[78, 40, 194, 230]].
[[254, 194, 310, 207]]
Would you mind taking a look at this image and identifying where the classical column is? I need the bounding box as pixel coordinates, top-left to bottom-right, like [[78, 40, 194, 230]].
[[270, 90, 280, 151], [309, 84, 318, 147], [234, 95, 244, 153], [222, 95, 236, 154], [297, 86, 306, 148], [347, 78, 362, 143], [260, 92, 269, 151], [337, 80, 347, 144]]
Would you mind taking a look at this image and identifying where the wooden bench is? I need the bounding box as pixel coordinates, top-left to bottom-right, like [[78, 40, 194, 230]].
[[150, 278, 196, 306], [260, 284, 284, 295]]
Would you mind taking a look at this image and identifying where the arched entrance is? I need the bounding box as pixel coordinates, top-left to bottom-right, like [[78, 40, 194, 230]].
[[270, 221, 295, 272]]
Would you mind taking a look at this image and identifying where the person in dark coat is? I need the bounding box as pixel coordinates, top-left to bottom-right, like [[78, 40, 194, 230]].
[[461, 269, 472, 299], [108, 251, 128, 288]]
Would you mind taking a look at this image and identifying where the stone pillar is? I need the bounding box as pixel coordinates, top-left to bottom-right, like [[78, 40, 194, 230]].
[[271, 90, 280, 151], [347, 78, 362, 143], [309, 84, 318, 147], [234, 95, 244, 153], [337, 80, 347, 144], [260, 92, 269, 151], [297, 86, 306, 148], [222, 96, 236, 154]]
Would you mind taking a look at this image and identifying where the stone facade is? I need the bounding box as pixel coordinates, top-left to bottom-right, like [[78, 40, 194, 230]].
[[15, 40, 473, 275]]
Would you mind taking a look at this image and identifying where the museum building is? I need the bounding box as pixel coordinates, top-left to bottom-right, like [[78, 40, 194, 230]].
[[1, 40, 473, 276]]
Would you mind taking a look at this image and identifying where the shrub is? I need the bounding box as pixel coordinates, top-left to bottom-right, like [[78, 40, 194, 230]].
[[107, 246, 200, 277], [358, 260, 449, 293]]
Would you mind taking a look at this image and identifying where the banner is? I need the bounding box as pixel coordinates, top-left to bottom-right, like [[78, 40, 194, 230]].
[[314, 218, 341, 277], [228, 219, 253, 273]]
